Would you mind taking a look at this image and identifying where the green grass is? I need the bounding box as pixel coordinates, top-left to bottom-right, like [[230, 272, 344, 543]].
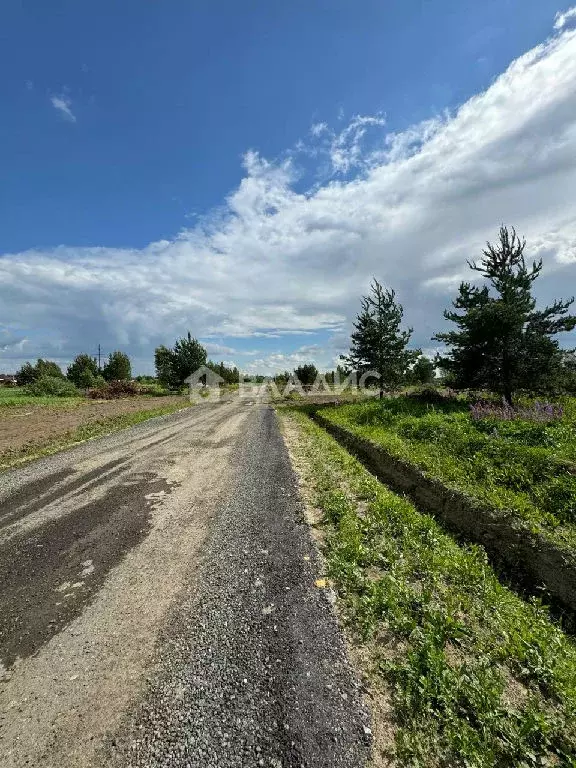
[[319, 395, 576, 548], [0, 386, 84, 408], [0, 402, 191, 471], [282, 408, 576, 767]]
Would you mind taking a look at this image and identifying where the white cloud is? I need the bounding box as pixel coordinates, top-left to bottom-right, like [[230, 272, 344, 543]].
[[554, 6, 576, 30], [329, 113, 386, 173], [310, 122, 328, 137], [2, 21, 576, 372], [50, 94, 76, 122], [204, 342, 237, 355], [301, 113, 387, 175], [242, 345, 324, 375]]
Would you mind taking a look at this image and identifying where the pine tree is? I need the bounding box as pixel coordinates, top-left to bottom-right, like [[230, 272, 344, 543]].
[[434, 227, 575, 404], [342, 279, 414, 398]]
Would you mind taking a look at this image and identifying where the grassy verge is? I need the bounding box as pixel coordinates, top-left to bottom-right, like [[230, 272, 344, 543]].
[[280, 408, 576, 767], [0, 402, 192, 471], [318, 396, 576, 550]]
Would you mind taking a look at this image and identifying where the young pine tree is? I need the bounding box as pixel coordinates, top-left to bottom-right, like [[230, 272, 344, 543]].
[[342, 279, 414, 398], [434, 227, 575, 404]]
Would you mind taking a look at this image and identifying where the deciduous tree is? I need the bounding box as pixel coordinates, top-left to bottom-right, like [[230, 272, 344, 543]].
[[15, 359, 64, 385], [103, 350, 132, 381], [154, 332, 207, 388], [67, 354, 99, 387], [410, 354, 436, 385], [294, 364, 318, 386]]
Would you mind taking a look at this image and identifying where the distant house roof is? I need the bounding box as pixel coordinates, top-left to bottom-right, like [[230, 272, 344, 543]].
[[0, 374, 17, 381]]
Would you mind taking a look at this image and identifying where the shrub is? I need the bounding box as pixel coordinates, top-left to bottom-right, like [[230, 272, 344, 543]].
[[88, 379, 139, 399], [406, 386, 452, 406], [138, 383, 171, 396], [25, 376, 80, 397]]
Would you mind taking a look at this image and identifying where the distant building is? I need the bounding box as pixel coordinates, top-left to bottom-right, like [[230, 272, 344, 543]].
[[0, 374, 17, 386]]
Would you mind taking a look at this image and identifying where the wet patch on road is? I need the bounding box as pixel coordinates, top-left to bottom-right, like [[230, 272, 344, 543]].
[[0, 468, 76, 525], [0, 459, 129, 530], [0, 471, 174, 671]]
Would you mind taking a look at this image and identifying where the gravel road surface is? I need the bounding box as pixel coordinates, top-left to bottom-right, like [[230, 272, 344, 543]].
[[0, 399, 370, 767]]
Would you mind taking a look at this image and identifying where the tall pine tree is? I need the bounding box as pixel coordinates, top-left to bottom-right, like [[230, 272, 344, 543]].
[[434, 226, 575, 404], [342, 279, 414, 398]]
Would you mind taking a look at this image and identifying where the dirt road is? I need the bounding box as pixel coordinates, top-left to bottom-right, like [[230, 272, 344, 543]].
[[0, 400, 370, 767]]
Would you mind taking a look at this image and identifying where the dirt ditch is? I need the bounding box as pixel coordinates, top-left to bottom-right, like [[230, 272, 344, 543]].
[[314, 410, 576, 620]]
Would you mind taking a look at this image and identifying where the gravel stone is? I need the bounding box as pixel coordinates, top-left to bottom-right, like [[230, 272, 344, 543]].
[[107, 406, 371, 767]]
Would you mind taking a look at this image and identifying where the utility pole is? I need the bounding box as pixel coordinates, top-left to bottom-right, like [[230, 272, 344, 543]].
[[98, 344, 102, 371]]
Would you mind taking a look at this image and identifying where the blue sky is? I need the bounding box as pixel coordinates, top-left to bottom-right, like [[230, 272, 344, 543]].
[[1, 0, 576, 374]]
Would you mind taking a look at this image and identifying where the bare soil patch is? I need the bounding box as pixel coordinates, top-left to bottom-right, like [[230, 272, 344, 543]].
[[0, 396, 188, 454]]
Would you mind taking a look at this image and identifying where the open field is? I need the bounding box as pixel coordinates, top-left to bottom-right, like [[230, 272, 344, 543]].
[[281, 408, 576, 767], [0, 394, 191, 470], [0, 386, 84, 408], [318, 395, 576, 549]]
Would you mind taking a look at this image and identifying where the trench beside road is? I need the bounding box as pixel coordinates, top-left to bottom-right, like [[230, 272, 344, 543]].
[[0, 399, 370, 768]]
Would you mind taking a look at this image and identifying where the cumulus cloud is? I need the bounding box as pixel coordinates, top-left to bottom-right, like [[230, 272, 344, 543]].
[[324, 113, 387, 173], [242, 345, 324, 375], [50, 94, 76, 122], [2, 21, 576, 373], [310, 122, 328, 137]]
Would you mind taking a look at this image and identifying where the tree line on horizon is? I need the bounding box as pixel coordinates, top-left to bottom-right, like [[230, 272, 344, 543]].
[[13, 341, 241, 395], [10, 227, 575, 403], [15, 350, 132, 390]]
